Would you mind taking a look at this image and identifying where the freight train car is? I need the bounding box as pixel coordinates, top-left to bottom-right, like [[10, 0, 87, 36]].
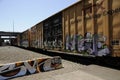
[[17, 34, 21, 46], [62, 0, 120, 57], [29, 22, 43, 48], [43, 12, 63, 50], [18, 0, 120, 57], [36, 22, 43, 49], [30, 26, 37, 48], [20, 30, 30, 48]]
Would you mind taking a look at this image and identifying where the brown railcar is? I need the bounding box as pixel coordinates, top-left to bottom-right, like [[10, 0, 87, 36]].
[[30, 26, 37, 48], [20, 30, 30, 48], [36, 22, 43, 49], [29, 22, 43, 48], [62, 0, 120, 57]]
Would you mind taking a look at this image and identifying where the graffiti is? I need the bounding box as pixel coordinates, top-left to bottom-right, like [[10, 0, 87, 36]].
[[0, 56, 62, 80], [65, 35, 77, 51], [86, 0, 105, 19], [21, 40, 28, 48], [88, 0, 105, 12], [95, 34, 110, 56], [77, 33, 93, 54], [53, 39, 62, 48], [96, 0, 105, 12], [77, 35, 85, 52], [65, 33, 110, 56], [65, 35, 69, 50], [70, 35, 76, 51], [44, 39, 62, 49]]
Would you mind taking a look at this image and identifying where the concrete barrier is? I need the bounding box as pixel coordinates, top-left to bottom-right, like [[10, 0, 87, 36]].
[[0, 56, 62, 80]]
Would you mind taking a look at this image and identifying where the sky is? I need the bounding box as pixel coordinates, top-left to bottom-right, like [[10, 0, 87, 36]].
[[0, 0, 78, 32]]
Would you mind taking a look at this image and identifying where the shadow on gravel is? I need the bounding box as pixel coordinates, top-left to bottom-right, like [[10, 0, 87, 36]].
[[16, 46, 120, 70]]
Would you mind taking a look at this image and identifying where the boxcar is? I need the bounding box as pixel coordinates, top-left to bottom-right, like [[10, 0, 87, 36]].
[[36, 22, 43, 49], [43, 12, 63, 50], [20, 30, 30, 48], [62, 0, 120, 57]]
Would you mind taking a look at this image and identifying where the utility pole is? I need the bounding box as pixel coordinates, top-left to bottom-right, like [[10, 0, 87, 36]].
[[11, 20, 15, 46], [13, 20, 14, 33], [10, 20, 14, 46]]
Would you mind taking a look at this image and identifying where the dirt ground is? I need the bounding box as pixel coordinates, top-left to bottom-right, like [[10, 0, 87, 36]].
[[0, 46, 120, 80]]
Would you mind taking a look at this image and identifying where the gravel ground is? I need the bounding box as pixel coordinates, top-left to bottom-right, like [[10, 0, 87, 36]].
[[0, 46, 50, 64], [0, 46, 120, 80], [0, 46, 83, 80]]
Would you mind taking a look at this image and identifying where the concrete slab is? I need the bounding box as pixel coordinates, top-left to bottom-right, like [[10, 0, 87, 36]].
[[0, 56, 62, 80]]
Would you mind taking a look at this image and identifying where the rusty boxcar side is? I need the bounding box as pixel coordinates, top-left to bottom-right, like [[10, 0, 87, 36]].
[[62, 0, 120, 57]]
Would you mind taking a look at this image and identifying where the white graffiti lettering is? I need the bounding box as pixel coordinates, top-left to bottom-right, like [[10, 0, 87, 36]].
[[0, 56, 62, 80]]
